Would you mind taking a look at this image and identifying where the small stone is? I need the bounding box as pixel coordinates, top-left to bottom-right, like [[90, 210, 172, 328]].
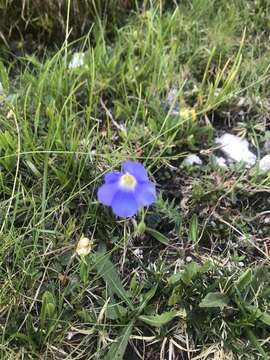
[[69, 52, 86, 69], [182, 154, 202, 167], [166, 87, 180, 115], [214, 156, 227, 169], [215, 133, 256, 168], [134, 248, 143, 259], [238, 110, 245, 117], [264, 138, 270, 153], [167, 87, 178, 105], [259, 155, 270, 174], [239, 262, 245, 267], [185, 256, 193, 263]]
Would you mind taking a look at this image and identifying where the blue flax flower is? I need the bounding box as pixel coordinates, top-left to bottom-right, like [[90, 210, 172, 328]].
[[98, 160, 156, 217]]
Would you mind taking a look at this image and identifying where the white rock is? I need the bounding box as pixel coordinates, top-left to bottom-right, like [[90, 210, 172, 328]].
[[185, 256, 193, 263], [182, 154, 202, 166], [214, 156, 228, 169], [167, 87, 178, 105], [68, 52, 86, 69], [264, 138, 270, 153], [259, 155, 270, 173], [215, 133, 256, 168], [166, 87, 180, 115]]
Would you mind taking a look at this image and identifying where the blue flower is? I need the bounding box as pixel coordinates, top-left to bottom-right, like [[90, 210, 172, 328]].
[[98, 160, 156, 217]]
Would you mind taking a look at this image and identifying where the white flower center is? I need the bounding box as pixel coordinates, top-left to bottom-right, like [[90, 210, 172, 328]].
[[119, 173, 137, 190]]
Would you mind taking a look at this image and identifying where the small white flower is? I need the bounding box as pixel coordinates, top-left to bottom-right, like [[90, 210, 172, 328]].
[[76, 237, 93, 256], [69, 52, 86, 69]]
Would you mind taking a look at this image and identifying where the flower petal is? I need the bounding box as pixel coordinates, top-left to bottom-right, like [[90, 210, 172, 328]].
[[122, 160, 148, 182], [134, 181, 156, 206], [104, 171, 121, 184], [111, 190, 138, 217], [97, 183, 119, 206]]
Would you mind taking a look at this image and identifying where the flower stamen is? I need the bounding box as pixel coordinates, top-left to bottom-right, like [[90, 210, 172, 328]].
[[120, 173, 137, 190]]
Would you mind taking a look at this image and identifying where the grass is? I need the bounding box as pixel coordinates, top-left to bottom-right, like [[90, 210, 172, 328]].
[[0, 0, 270, 359]]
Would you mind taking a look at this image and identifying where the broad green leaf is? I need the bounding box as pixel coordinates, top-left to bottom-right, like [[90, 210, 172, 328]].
[[106, 304, 127, 320], [104, 321, 134, 360], [181, 262, 201, 285], [139, 311, 179, 327], [137, 285, 157, 315], [129, 272, 138, 292], [77, 310, 95, 323], [199, 292, 230, 309], [146, 227, 169, 245], [168, 289, 181, 306], [41, 291, 56, 317], [188, 214, 198, 243], [92, 252, 134, 310], [234, 269, 253, 291], [168, 272, 182, 285], [246, 305, 270, 326], [260, 312, 270, 326], [200, 261, 214, 273], [46, 303, 56, 318], [40, 291, 56, 330], [168, 261, 212, 286]]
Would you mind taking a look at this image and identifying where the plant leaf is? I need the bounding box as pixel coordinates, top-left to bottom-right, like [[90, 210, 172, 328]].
[[181, 262, 201, 285], [199, 292, 230, 309], [188, 214, 198, 243], [246, 305, 270, 326], [106, 303, 127, 320], [260, 312, 270, 326], [104, 321, 134, 360], [137, 285, 157, 315], [139, 311, 179, 327], [146, 227, 169, 245], [168, 261, 212, 286], [234, 269, 253, 291], [92, 252, 134, 310], [40, 291, 56, 331]]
